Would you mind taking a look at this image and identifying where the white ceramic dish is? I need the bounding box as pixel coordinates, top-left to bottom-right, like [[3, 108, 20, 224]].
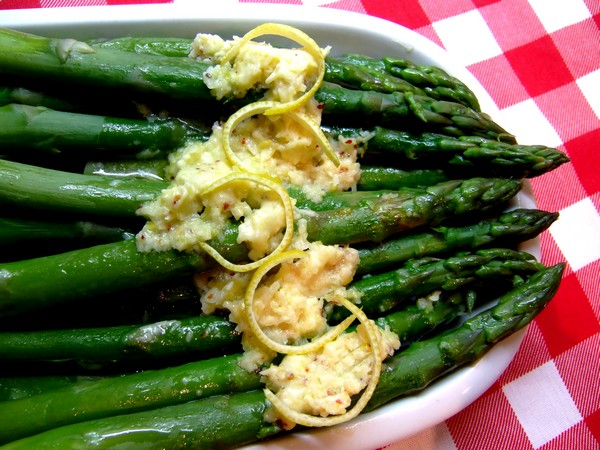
[[1, 4, 537, 449]]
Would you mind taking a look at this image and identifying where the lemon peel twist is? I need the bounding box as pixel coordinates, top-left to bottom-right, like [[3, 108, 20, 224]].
[[198, 172, 295, 273], [243, 250, 357, 355], [219, 22, 326, 115], [263, 294, 384, 428]]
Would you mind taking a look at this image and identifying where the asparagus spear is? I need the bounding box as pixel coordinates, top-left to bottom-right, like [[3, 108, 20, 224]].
[[0, 315, 240, 364], [0, 217, 134, 246], [0, 290, 466, 443], [0, 103, 207, 157], [0, 157, 521, 220], [1, 101, 563, 178], [331, 248, 544, 321], [315, 82, 514, 142], [0, 174, 521, 317], [0, 264, 563, 449], [0, 28, 511, 140], [347, 126, 570, 178], [325, 53, 481, 111], [355, 208, 558, 276], [88, 36, 481, 110]]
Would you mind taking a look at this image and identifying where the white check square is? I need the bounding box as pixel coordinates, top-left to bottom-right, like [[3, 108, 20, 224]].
[[432, 10, 503, 67], [550, 198, 600, 272], [498, 99, 563, 148], [528, 0, 592, 33], [503, 361, 583, 448], [577, 69, 600, 120]]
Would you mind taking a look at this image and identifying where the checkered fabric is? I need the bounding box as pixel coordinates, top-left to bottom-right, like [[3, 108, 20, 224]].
[[1, 0, 598, 449]]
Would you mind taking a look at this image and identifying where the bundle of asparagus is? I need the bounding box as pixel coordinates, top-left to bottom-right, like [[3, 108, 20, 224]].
[[0, 24, 567, 448]]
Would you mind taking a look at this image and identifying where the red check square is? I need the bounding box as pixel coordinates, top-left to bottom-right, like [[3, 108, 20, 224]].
[[555, 333, 600, 418], [505, 35, 574, 97], [468, 54, 530, 108], [565, 130, 600, 196], [0, 0, 42, 8], [362, 0, 432, 30], [535, 273, 600, 357], [447, 390, 533, 450], [585, 409, 600, 446], [479, 0, 548, 51], [551, 17, 600, 79]]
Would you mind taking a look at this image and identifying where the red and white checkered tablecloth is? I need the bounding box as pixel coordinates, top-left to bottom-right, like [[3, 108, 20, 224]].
[[1, 0, 598, 449]]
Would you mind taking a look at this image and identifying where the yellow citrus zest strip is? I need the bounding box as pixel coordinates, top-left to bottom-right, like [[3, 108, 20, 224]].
[[219, 23, 326, 115], [221, 101, 279, 170], [198, 172, 294, 273], [222, 101, 340, 170], [264, 295, 383, 427], [289, 111, 340, 166], [244, 250, 357, 355]]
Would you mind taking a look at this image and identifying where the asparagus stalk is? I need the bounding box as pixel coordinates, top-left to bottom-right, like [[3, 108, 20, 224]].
[[325, 53, 481, 110], [0, 28, 511, 140], [0, 290, 468, 444], [0, 174, 521, 317], [315, 82, 514, 142], [0, 157, 522, 220], [0, 217, 134, 246], [355, 208, 558, 276], [1, 102, 564, 177], [347, 126, 570, 178], [0, 264, 563, 449], [0, 103, 207, 156], [0, 315, 240, 363], [332, 248, 544, 321], [88, 36, 481, 110]]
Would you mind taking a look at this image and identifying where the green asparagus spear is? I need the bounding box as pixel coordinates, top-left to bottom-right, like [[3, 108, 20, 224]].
[[325, 53, 481, 110], [0, 175, 521, 316], [88, 36, 480, 110], [0, 217, 134, 246], [1, 99, 563, 177], [0, 289, 467, 443], [315, 82, 514, 142], [0, 315, 239, 363], [0, 264, 563, 449], [0, 28, 511, 140], [332, 248, 544, 321], [0, 103, 207, 157], [366, 262, 565, 410], [0, 28, 213, 102], [0, 156, 522, 220], [355, 208, 558, 276], [348, 126, 570, 178]]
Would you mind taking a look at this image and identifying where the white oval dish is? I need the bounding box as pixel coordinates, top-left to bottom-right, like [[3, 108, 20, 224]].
[[1, 4, 537, 449]]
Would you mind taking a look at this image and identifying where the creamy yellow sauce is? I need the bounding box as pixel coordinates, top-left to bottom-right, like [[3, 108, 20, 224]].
[[135, 25, 400, 427]]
